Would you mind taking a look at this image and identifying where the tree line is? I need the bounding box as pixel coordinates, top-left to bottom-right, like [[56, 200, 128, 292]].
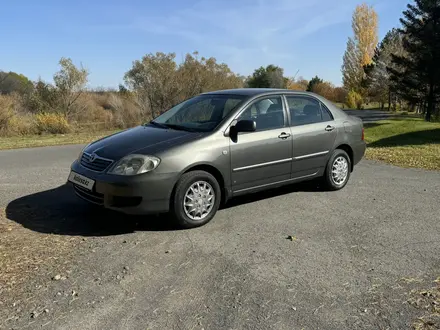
[[342, 0, 440, 121], [1, 0, 439, 137]]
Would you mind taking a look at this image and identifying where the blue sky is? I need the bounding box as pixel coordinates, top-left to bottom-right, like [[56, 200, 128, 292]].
[[1, 0, 409, 88]]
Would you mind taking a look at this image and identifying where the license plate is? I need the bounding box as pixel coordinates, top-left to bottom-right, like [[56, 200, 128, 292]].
[[68, 171, 95, 191]]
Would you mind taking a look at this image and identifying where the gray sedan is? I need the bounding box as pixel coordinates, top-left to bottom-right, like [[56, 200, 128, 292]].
[[68, 88, 366, 228]]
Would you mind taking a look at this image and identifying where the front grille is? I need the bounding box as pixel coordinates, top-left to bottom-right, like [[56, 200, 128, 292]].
[[73, 184, 104, 205], [80, 152, 113, 172]]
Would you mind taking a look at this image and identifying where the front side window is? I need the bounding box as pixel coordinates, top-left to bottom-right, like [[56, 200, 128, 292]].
[[237, 96, 285, 131], [285, 95, 334, 126], [151, 94, 246, 132]]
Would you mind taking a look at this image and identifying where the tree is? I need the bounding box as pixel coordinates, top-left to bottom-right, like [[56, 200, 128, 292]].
[[0, 71, 33, 95], [311, 81, 337, 101], [246, 65, 287, 88], [286, 76, 308, 91], [365, 29, 405, 110], [124, 52, 181, 118], [342, 38, 364, 92], [53, 57, 89, 118], [389, 0, 440, 121], [307, 76, 323, 92], [352, 3, 379, 66], [342, 3, 379, 94], [124, 51, 243, 117]]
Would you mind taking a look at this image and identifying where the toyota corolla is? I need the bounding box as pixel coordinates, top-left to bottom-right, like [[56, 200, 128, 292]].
[[68, 88, 366, 228]]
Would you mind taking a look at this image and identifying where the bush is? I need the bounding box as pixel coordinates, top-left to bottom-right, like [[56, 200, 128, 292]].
[[346, 90, 363, 109], [35, 113, 70, 134]]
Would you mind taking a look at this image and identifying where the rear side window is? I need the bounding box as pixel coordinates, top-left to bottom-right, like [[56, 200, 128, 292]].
[[285, 95, 334, 126]]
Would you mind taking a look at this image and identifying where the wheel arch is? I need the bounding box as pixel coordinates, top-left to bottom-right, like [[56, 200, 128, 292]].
[[172, 163, 229, 205], [335, 144, 354, 172]]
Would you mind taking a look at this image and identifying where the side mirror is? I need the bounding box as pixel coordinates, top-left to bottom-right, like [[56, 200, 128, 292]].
[[234, 119, 256, 133]]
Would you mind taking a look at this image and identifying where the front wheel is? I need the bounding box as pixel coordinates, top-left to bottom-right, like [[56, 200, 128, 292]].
[[170, 170, 221, 229], [324, 149, 351, 191]]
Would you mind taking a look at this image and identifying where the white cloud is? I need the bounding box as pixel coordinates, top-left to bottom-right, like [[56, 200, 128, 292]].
[[117, 0, 362, 79]]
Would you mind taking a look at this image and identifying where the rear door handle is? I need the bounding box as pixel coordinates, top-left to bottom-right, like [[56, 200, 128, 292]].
[[278, 132, 291, 139], [325, 125, 335, 131]]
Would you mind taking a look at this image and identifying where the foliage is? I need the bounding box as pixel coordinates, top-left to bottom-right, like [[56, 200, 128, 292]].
[[310, 81, 335, 101], [0, 71, 33, 95], [124, 51, 243, 118], [286, 76, 309, 91], [364, 29, 405, 108], [389, 0, 440, 122], [346, 90, 363, 109], [245, 65, 287, 89], [307, 76, 323, 92], [53, 57, 89, 118], [352, 3, 379, 66], [342, 3, 379, 93], [34, 113, 70, 134]]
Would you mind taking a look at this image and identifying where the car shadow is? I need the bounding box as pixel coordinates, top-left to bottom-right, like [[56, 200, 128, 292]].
[[5, 184, 177, 237], [6, 180, 325, 236]]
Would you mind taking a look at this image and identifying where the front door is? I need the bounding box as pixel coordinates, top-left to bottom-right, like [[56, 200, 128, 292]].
[[229, 95, 293, 193], [284, 94, 338, 178]]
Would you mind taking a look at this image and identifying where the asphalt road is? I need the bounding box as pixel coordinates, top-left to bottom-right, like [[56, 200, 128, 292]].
[[1, 124, 440, 329]]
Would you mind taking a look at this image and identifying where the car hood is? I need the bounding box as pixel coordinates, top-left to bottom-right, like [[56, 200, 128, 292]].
[[85, 125, 203, 160]]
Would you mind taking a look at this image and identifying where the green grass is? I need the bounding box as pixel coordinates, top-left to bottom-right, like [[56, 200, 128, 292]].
[[0, 130, 118, 150], [364, 117, 440, 170]]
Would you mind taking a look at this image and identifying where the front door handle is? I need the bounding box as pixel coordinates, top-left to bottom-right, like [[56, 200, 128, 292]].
[[278, 132, 291, 139], [325, 125, 335, 131]]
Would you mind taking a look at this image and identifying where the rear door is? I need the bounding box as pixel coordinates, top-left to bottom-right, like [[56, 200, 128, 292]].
[[284, 94, 338, 178]]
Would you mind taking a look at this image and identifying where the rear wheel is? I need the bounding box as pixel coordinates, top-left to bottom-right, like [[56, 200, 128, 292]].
[[324, 149, 351, 191], [170, 170, 221, 228]]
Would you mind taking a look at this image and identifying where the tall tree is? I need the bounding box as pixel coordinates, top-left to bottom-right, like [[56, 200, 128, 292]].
[[246, 65, 287, 88], [352, 3, 379, 66], [307, 76, 323, 92], [53, 57, 89, 118], [365, 29, 405, 110], [0, 71, 33, 95], [342, 3, 379, 93], [389, 0, 440, 121]]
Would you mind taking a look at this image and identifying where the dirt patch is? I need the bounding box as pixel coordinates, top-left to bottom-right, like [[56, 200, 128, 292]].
[[0, 208, 82, 314], [408, 277, 440, 329]]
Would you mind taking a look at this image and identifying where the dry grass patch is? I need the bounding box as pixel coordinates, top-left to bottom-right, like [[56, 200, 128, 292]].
[[0, 130, 118, 150], [0, 209, 81, 300]]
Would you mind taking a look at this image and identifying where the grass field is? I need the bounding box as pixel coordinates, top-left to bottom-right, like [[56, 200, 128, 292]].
[[364, 117, 440, 170], [1, 116, 439, 170]]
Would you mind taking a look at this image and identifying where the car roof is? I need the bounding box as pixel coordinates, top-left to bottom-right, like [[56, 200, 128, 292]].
[[201, 88, 319, 97]]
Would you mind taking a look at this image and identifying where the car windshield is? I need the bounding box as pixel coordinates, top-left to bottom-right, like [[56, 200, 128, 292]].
[[149, 94, 247, 132]]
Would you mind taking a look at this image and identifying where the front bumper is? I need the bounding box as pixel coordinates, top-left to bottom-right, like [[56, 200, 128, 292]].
[[68, 160, 178, 215]]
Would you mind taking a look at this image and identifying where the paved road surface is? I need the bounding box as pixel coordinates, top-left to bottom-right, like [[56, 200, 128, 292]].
[[1, 112, 439, 330]]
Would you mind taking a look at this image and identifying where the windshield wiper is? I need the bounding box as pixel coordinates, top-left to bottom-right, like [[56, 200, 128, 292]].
[[160, 123, 198, 132], [148, 121, 168, 129]]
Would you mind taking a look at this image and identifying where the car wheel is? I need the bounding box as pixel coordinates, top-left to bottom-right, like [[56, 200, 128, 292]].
[[171, 170, 221, 229], [324, 149, 351, 191]]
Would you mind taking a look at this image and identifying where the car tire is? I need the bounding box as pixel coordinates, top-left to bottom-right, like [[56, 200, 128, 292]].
[[324, 149, 351, 191], [170, 170, 221, 229]]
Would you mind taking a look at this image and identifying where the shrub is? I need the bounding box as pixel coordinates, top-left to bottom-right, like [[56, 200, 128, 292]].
[[346, 90, 363, 109], [34, 112, 70, 134]]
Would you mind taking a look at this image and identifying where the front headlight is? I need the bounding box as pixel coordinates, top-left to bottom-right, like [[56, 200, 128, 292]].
[[108, 154, 160, 176]]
